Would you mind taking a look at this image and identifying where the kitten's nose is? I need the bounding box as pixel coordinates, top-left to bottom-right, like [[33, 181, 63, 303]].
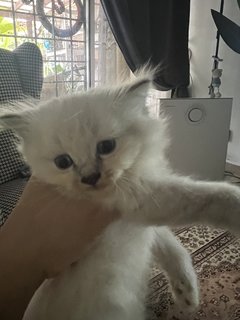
[[81, 172, 101, 186]]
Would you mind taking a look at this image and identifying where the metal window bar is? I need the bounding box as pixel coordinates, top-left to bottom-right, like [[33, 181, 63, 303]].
[[0, 0, 124, 97], [0, 0, 90, 97]]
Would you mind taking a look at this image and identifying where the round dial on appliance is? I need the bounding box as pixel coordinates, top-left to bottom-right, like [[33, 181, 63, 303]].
[[188, 107, 203, 122]]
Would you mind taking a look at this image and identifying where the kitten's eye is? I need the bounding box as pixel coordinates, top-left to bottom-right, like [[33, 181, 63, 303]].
[[54, 154, 73, 169], [97, 139, 116, 155]]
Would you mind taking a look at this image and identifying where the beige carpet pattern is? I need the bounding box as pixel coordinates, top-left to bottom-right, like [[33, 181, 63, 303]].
[[147, 226, 240, 320]]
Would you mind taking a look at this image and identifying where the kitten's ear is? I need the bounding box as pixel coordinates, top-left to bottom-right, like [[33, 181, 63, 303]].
[[126, 77, 151, 98], [0, 113, 29, 138], [116, 70, 154, 112]]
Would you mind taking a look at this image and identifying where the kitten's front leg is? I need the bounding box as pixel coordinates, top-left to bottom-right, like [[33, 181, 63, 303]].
[[152, 227, 199, 312], [137, 176, 240, 233]]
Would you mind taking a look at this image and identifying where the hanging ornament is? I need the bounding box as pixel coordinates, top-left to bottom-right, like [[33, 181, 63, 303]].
[[208, 0, 224, 98], [33, 0, 85, 38], [211, 9, 240, 54], [209, 0, 240, 97]]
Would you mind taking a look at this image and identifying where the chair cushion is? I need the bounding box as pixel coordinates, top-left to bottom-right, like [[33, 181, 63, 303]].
[[0, 130, 26, 184], [14, 42, 43, 99], [0, 178, 27, 226], [0, 42, 43, 184], [0, 48, 24, 102]]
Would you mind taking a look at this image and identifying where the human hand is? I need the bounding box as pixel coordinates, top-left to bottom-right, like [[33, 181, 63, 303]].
[[0, 177, 120, 278]]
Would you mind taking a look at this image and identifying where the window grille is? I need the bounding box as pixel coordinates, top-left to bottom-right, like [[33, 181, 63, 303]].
[[0, 0, 129, 98]]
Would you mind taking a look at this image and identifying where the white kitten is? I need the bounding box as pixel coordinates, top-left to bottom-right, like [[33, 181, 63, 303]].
[[1, 72, 240, 320]]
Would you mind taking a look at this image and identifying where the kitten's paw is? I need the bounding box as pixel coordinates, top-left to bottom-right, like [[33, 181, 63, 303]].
[[170, 268, 199, 312]]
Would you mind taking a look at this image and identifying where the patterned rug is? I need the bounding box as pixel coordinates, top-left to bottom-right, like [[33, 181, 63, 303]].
[[147, 226, 240, 320]]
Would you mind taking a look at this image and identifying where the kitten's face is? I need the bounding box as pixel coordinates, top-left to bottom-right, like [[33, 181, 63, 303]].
[[0, 76, 167, 199]]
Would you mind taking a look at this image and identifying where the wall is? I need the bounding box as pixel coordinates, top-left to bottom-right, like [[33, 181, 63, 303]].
[[189, 0, 240, 165]]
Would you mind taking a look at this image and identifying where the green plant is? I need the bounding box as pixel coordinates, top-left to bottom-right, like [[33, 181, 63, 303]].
[[0, 16, 15, 50], [44, 63, 64, 78]]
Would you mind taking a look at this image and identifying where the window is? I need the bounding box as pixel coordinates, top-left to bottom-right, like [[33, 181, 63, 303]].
[[0, 0, 129, 98]]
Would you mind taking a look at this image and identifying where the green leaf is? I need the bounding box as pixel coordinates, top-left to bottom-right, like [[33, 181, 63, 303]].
[[55, 64, 64, 73], [0, 17, 14, 34], [0, 23, 13, 34]]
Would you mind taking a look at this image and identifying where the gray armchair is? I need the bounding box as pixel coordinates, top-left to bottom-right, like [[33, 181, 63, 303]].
[[0, 42, 43, 226]]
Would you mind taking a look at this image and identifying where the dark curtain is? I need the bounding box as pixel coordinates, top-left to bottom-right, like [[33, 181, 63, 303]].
[[100, 0, 190, 96]]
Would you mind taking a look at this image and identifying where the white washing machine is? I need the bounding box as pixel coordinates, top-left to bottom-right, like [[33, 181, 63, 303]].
[[159, 98, 232, 180]]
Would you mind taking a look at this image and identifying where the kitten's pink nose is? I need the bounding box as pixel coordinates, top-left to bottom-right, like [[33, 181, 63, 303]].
[[81, 172, 101, 186]]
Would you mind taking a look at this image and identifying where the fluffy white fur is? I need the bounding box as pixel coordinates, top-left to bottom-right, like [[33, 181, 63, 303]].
[[1, 73, 240, 320]]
